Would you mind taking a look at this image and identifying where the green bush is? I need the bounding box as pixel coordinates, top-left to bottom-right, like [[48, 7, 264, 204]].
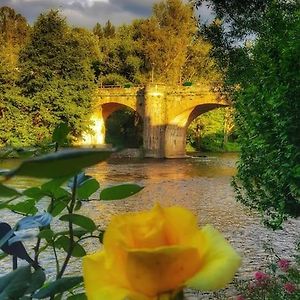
[[232, 3, 300, 228]]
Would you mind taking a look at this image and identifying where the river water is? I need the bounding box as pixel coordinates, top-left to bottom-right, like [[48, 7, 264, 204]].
[[1, 153, 300, 299]]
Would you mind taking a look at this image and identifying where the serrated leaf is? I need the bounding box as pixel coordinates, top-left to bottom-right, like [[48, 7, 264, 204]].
[[77, 178, 100, 200], [3, 149, 112, 179], [33, 276, 83, 299], [0, 184, 20, 198], [59, 214, 96, 232], [100, 184, 143, 200]]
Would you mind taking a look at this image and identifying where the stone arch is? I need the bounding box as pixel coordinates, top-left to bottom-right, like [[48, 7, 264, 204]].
[[165, 103, 227, 158], [82, 101, 144, 147], [101, 102, 144, 122], [103, 102, 144, 147]]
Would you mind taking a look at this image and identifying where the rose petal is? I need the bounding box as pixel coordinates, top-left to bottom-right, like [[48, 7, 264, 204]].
[[104, 209, 167, 250], [126, 246, 201, 297], [185, 225, 241, 291], [83, 251, 152, 300], [159, 205, 199, 245]]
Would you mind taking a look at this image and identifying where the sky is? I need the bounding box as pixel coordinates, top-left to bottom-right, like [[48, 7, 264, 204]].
[[0, 0, 213, 28]]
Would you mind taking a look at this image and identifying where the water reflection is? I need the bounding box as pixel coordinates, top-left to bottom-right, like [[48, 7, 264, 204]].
[[88, 152, 237, 185]]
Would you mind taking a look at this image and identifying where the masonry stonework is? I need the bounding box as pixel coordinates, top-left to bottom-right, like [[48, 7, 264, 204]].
[[81, 84, 228, 158]]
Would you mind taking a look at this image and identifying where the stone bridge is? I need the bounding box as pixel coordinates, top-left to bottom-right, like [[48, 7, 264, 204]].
[[82, 84, 228, 158]]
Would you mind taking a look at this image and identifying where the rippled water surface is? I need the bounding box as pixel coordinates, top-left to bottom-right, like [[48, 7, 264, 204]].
[[1, 153, 299, 299]]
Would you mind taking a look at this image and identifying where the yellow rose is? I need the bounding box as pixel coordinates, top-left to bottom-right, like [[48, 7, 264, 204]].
[[83, 204, 241, 300]]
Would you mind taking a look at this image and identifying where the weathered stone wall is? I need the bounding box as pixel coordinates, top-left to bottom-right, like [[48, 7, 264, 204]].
[[81, 84, 228, 158]]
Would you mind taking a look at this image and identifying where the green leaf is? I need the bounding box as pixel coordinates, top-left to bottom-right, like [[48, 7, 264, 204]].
[[49, 200, 68, 217], [0, 184, 20, 198], [71, 243, 86, 257], [8, 199, 38, 215], [100, 184, 143, 200], [33, 276, 83, 299], [98, 230, 105, 243], [74, 200, 82, 211], [39, 229, 54, 242], [23, 187, 44, 200], [77, 178, 100, 200], [52, 123, 71, 146], [54, 235, 85, 257], [67, 293, 87, 300], [0, 266, 32, 299], [52, 187, 71, 200], [54, 236, 69, 252], [41, 177, 70, 194], [26, 268, 46, 294], [0, 252, 8, 260], [4, 149, 112, 179], [59, 214, 96, 232]]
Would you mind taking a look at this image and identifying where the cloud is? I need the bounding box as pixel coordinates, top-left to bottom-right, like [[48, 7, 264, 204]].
[[0, 0, 212, 28]]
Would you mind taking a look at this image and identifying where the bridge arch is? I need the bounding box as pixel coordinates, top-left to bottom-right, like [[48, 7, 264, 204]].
[[165, 103, 227, 158], [103, 103, 144, 148], [81, 84, 229, 158]]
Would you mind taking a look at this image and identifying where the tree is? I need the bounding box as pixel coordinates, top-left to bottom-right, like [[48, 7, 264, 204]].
[[0, 6, 29, 45], [93, 22, 103, 39], [93, 23, 144, 85], [103, 20, 115, 38], [140, 0, 195, 84], [0, 7, 32, 147], [0, 6, 29, 87], [18, 10, 99, 142], [200, 1, 300, 227]]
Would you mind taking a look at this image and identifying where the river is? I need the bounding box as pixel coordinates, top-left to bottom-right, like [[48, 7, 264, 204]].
[[1, 153, 299, 299]]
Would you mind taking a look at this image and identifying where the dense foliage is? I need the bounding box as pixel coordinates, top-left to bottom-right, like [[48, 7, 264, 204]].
[[105, 109, 143, 148], [0, 0, 226, 150], [0, 10, 99, 147], [196, 0, 300, 226], [187, 107, 238, 152]]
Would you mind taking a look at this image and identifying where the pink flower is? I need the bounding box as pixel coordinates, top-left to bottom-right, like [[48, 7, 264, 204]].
[[278, 259, 290, 272], [254, 271, 269, 281], [284, 282, 296, 294], [248, 281, 256, 290], [236, 296, 245, 300]]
